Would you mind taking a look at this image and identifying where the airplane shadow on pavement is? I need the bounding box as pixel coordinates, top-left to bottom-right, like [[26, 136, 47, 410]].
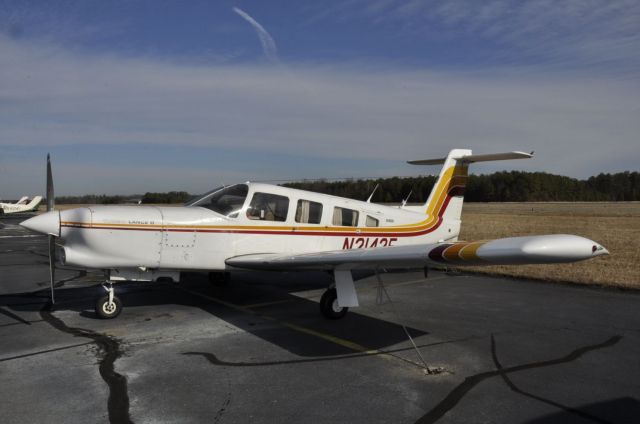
[[1, 268, 429, 359]]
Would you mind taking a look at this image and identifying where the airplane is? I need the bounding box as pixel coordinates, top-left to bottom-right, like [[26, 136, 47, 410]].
[[0, 195, 43, 215], [21, 149, 609, 319]]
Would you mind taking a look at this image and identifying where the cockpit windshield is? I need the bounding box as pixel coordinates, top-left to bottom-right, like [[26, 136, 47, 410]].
[[186, 184, 249, 217]]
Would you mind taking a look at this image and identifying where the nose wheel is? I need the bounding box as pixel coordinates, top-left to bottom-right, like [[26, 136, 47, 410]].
[[95, 282, 122, 319]]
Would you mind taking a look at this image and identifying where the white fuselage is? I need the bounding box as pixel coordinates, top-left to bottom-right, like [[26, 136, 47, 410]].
[[57, 183, 461, 271]]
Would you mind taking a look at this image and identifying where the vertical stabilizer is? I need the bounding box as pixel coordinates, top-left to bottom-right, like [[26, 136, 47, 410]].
[[26, 196, 43, 212], [421, 149, 471, 223], [407, 148, 532, 228]]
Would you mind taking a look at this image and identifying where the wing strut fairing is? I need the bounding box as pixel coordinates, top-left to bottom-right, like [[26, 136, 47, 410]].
[[335, 270, 359, 307]]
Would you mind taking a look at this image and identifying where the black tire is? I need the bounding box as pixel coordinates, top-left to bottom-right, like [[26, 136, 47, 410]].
[[208, 272, 230, 286], [319, 288, 348, 320], [95, 295, 122, 319]]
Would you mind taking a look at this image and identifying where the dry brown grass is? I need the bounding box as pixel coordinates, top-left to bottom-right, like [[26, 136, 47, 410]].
[[459, 202, 640, 289]]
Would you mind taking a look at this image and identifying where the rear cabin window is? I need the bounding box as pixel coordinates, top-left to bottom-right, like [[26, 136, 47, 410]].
[[295, 200, 323, 224], [366, 215, 379, 227], [333, 207, 359, 226], [247, 192, 289, 222]]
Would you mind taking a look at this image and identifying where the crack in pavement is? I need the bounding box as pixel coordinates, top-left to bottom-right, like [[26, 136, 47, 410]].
[[491, 334, 614, 424], [212, 366, 232, 424], [0, 306, 32, 325], [0, 319, 44, 328], [26, 248, 49, 258], [414, 335, 622, 424], [0, 342, 93, 362], [183, 336, 477, 368], [39, 302, 133, 424]]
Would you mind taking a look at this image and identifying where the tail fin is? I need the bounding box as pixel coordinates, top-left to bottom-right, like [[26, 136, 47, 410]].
[[26, 196, 43, 211], [408, 149, 533, 222]]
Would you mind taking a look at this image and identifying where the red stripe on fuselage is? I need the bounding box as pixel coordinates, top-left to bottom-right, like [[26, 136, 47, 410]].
[[61, 217, 445, 238]]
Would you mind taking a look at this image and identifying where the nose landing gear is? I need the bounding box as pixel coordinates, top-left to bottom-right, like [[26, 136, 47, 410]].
[[95, 282, 122, 319]]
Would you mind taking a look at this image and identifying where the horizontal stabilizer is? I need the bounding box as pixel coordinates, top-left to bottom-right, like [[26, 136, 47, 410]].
[[408, 151, 533, 165]]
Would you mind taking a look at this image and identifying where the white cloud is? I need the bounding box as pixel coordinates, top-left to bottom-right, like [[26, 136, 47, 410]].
[[0, 34, 638, 197], [322, 0, 640, 69], [232, 7, 279, 63]]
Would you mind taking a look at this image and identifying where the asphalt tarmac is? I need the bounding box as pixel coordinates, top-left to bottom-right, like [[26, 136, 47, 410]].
[[1, 213, 639, 424]]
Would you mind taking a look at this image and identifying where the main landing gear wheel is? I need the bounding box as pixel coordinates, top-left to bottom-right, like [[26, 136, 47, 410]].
[[320, 288, 348, 320], [95, 295, 122, 319]]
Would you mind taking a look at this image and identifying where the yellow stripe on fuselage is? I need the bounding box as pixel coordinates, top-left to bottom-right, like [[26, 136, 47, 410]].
[[426, 165, 468, 217]]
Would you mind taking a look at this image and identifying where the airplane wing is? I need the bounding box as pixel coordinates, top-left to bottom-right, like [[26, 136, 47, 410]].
[[225, 234, 608, 271]]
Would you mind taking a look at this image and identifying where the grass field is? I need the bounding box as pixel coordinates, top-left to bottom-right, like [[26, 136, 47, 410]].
[[459, 202, 640, 289], [42, 202, 639, 289]]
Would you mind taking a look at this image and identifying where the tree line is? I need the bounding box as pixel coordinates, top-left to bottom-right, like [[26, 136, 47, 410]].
[[55, 191, 192, 205], [53, 171, 639, 204], [284, 171, 640, 202]]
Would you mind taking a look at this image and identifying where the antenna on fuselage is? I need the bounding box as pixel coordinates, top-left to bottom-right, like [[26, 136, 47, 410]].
[[366, 184, 379, 203], [400, 190, 413, 208]]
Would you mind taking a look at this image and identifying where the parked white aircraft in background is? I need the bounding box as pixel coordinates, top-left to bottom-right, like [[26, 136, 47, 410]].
[[0, 196, 42, 215], [22, 149, 608, 319]]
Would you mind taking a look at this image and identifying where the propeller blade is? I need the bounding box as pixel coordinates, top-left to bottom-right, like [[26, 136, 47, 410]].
[[48, 234, 56, 305], [46, 154, 56, 304], [46, 153, 54, 212]]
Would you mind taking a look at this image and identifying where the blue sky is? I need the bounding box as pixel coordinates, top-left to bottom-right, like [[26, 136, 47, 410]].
[[1, 0, 639, 197]]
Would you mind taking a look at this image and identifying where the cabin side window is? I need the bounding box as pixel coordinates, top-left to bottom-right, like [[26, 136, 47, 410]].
[[365, 215, 379, 227], [247, 192, 290, 222], [333, 207, 359, 226], [295, 199, 323, 224]]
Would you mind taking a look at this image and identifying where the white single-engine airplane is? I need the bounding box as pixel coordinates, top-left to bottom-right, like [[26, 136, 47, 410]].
[[22, 149, 608, 319], [0, 196, 43, 215]]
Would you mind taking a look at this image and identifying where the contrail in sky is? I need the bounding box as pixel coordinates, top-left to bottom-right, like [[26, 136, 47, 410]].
[[233, 7, 279, 63]]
